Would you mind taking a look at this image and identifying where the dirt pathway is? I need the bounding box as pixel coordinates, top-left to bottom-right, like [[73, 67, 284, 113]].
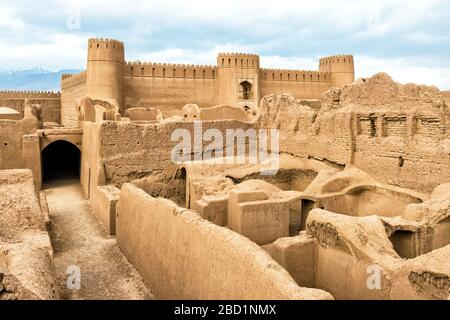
[[43, 180, 153, 300]]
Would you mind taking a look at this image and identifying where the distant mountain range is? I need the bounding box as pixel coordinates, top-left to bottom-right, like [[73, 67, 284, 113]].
[[0, 68, 82, 92]]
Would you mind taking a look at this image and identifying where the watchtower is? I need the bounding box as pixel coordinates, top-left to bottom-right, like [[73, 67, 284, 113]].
[[217, 53, 260, 111], [86, 38, 125, 112], [319, 55, 355, 88]]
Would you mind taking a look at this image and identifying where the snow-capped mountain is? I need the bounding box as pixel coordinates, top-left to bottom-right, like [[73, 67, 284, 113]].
[[0, 68, 82, 92]]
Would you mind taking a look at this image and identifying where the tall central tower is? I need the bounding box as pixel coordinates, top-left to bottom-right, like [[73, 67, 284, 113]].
[[86, 38, 125, 113], [217, 53, 260, 111], [319, 55, 355, 88]]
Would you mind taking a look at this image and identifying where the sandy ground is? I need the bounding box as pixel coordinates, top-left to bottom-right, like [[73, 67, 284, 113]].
[[43, 180, 153, 300]]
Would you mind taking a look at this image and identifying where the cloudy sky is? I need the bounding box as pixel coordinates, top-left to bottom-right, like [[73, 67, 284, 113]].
[[0, 0, 449, 89]]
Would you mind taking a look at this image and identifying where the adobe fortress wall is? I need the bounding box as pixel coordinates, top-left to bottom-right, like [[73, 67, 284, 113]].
[[58, 38, 356, 126], [61, 71, 87, 127], [123, 62, 218, 116], [0, 91, 61, 123], [81, 119, 254, 198], [257, 73, 450, 193], [258, 54, 354, 99], [116, 183, 333, 300], [0, 101, 41, 171], [260, 69, 332, 99]]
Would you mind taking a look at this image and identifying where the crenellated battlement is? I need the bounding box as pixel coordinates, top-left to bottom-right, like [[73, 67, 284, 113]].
[[74, 37, 355, 119], [319, 54, 353, 62], [319, 55, 354, 67], [124, 61, 218, 79], [217, 53, 260, 68], [0, 90, 61, 98], [61, 71, 87, 90], [319, 55, 355, 86], [61, 74, 73, 80], [217, 52, 259, 58], [88, 37, 124, 46], [88, 37, 124, 63], [260, 68, 332, 82]]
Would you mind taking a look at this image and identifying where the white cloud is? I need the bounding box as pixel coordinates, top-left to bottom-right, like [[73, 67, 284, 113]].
[[131, 48, 450, 90], [0, 0, 448, 90], [355, 55, 450, 90], [129, 43, 260, 65], [0, 33, 86, 70], [0, 4, 27, 33], [260, 55, 317, 71], [403, 32, 449, 45]]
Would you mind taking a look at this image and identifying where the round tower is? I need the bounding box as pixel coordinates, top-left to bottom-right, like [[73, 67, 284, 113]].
[[216, 53, 260, 110], [86, 38, 124, 112], [319, 55, 355, 87]]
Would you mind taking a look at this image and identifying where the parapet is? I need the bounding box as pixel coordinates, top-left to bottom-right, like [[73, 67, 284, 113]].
[[0, 90, 61, 98], [61, 71, 87, 90], [319, 55, 354, 74], [88, 37, 125, 63], [124, 61, 218, 79], [319, 54, 354, 65], [88, 37, 123, 46], [217, 52, 260, 68], [318, 55, 355, 86], [61, 74, 73, 80], [260, 68, 331, 82]]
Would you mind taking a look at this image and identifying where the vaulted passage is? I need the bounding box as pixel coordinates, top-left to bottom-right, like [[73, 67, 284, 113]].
[[42, 140, 81, 184]]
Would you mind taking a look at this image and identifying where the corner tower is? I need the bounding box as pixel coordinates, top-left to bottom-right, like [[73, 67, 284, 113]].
[[217, 53, 260, 111], [319, 55, 355, 87], [86, 38, 125, 112]]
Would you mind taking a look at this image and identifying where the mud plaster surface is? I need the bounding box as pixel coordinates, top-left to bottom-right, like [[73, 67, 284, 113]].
[[43, 180, 153, 300]]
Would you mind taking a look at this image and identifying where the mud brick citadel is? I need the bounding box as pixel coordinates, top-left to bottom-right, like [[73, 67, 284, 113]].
[[0, 38, 449, 300]]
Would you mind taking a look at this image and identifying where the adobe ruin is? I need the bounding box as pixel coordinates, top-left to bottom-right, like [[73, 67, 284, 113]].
[[0, 38, 448, 300]]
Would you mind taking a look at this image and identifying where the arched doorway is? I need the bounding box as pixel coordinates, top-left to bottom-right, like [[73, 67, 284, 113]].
[[240, 80, 252, 100], [42, 140, 81, 185]]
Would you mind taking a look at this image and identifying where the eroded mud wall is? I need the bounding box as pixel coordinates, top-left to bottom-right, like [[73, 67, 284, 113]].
[[116, 183, 333, 300]]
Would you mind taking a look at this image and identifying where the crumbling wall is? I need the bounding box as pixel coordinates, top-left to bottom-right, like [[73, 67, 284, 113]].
[[81, 119, 254, 193], [0, 91, 61, 123], [0, 170, 45, 238], [257, 74, 450, 192], [384, 182, 450, 256], [199, 105, 250, 121], [305, 209, 402, 299], [227, 181, 291, 245], [258, 94, 353, 165], [442, 91, 450, 106], [390, 245, 450, 300], [323, 185, 422, 217], [264, 234, 318, 288], [0, 169, 57, 300], [132, 171, 186, 207], [266, 212, 449, 300], [0, 105, 40, 170], [116, 183, 333, 300], [0, 241, 57, 300]]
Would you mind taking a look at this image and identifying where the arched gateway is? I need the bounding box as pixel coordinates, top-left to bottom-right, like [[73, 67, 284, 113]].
[[41, 140, 81, 185]]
